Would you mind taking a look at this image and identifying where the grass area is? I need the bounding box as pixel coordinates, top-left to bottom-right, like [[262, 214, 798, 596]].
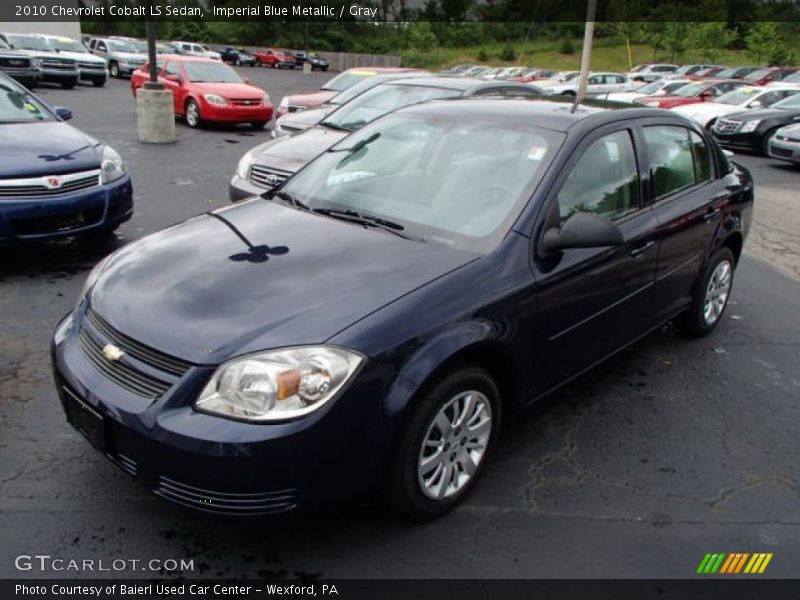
[[401, 40, 761, 72]]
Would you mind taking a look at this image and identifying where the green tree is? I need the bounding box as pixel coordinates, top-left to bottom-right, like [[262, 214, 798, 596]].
[[688, 22, 736, 62], [407, 21, 437, 52], [746, 22, 782, 64]]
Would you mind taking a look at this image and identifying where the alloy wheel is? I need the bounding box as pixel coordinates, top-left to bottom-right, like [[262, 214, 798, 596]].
[[417, 390, 492, 500], [186, 102, 200, 128], [703, 259, 732, 326]]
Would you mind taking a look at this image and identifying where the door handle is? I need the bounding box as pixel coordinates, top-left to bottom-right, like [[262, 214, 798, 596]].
[[704, 207, 722, 223], [630, 240, 655, 258]]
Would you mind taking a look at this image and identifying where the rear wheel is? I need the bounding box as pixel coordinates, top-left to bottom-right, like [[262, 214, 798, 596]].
[[251, 121, 267, 130], [185, 99, 202, 128], [677, 247, 735, 337], [388, 365, 500, 520], [61, 82, 75, 89], [92, 79, 105, 88], [235, 58, 241, 66]]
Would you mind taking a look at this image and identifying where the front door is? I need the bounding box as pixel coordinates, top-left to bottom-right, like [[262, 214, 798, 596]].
[[531, 125, 659, 392]]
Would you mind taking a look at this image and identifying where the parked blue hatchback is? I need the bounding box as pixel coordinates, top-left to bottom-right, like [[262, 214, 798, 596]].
[[0, 73, 132, 244], [52, 97, 752, 519]]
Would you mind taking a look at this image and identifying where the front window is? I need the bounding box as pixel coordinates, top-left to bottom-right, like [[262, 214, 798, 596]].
[[636, 81, 665, 94], [773, 94, 800, 110], [0, 80, 51, 123], [281, 114, 561, 253], [46, 37, 87, 53], [322, 83, 459, 132], [744, 68, 770, 81], [644, 126, 709, 200], [183, 61, 241, 83], [674, 82, 707, 97], [322, 70, 375, 91], [715, 88, 761, 105], [7, 34, 50, 51]]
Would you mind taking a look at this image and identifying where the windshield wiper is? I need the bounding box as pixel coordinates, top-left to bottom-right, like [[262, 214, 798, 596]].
[[313, 207, 411, 239], [319, 120, 354, 132], [328, 132, 380, 154], [267, 190, 311, 212]]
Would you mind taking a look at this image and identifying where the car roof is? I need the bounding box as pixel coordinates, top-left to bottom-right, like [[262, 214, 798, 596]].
[[387, 75, 535, 91], [395, 96, 665, 133]]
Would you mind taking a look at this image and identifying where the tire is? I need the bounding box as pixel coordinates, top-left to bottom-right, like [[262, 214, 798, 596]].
[[92, 79, 105, 88], [185, 99, 202, 129], [561, 90, 576, 97], [109, 61, 120, 78], [387, 365, 501, 520], [255, 59, 261, 67], [251, 121, 267, 130], [676, 247, 736, 337], [61, 82, 75, 89], [760, 127, 780, 157], [235, 58, 241, 66]]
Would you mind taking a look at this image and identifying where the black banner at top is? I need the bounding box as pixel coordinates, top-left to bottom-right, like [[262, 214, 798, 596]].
[[2, 0, 800, 23]]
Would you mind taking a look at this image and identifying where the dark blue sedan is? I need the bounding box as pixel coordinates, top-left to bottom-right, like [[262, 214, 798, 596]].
[[52, 97, 753, 519], [0, 73, 132, 244]]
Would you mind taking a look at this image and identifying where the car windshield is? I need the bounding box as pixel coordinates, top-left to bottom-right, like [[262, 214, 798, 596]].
[[132, 41, 148, 53], [782, 72, 800, 84], [0, 80, 51, 123], [47, 37, 87, 53], [675, 82, 707, 97], [745, 69, 770, 81], [636, 81, 665, 94], [282, 113, 561, 253], [322, 69, 375, 91], [673, 65, 697, 75], [7, 34, 50, 51], [322, 83, 459, 132], [183, 61, 241, 83], [715, 68, 737, 78], [663, 81, 691, 94], [108, 40, 136, 52], [715, 88, 761, 105], [329, 75, 407, 106], [773, 94, 800, 110]]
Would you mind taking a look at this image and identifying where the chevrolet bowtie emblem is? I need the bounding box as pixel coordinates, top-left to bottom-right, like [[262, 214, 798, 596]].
[[102, 343, 125, 362]]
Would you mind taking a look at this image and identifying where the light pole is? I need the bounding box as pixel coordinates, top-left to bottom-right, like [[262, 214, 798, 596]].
[[576, 0, 597, 105]]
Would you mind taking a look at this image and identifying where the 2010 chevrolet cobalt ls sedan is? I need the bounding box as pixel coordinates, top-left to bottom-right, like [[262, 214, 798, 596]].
[[52, 98, 753, 519]]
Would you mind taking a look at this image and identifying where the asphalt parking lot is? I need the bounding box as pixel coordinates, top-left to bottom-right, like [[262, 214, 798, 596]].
[[1, 68, 799, 579]]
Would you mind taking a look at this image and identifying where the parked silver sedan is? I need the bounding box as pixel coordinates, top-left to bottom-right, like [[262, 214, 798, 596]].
[[768, 123, 800, 165]]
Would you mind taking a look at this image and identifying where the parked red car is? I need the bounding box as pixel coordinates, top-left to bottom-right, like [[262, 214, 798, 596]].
[[741, 66, 799, 86], [635, 79, 747, 109], [276, 66, 419, 118], [512, 69, 559, 83], [252, 48, 296, 69], [131, 55, 273, 129]]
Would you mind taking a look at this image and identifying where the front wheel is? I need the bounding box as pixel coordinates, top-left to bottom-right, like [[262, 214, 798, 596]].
[[92, 79, 106, 87], [250, 121, 267, 130], [677, 247, 735, 337], [61, 82, 75, 89], [109, 61, 120, 78], [388, 366, 500, 520], [761, 127, 780, 156], [185, 99, 202, 129]]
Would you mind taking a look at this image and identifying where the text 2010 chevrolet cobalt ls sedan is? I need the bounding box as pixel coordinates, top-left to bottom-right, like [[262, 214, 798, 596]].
[[52, 98, 753, 519]]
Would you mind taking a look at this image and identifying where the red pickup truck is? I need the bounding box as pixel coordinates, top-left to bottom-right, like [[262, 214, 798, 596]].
[[252, 48, 297, 69]]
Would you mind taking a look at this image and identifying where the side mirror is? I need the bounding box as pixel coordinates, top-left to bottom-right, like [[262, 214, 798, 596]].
[[540, 212, 623, 255], [53, 106, 72, 121]]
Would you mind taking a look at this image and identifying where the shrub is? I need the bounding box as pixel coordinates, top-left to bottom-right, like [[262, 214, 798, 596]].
[[477, 48, 489, 62], [500, 46, 517, 61], [560, 39, 576, 55]]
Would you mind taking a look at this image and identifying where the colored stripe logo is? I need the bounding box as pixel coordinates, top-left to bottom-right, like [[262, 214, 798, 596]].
[[697, 552, 773, 574]]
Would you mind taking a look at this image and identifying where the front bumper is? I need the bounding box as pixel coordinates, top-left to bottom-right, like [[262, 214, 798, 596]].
[[768, 136, 800, 163], [40, 68, 79, 85], [79, 66, 108, 83], [0, 175, 133, 244], [118, 62, 145, 76], [201, 102, 273, 124], [51, 307, 395, 514], [711, 131, 759, 151], [228, 173, 264, 202], [1, 66, 39, 86]]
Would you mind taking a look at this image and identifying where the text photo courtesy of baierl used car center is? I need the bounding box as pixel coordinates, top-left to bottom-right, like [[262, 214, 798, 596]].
[[0, 0, 799, 597]]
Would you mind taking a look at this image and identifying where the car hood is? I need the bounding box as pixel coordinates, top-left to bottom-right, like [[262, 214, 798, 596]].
[[0, 122, 100, 178], [190, 81, 264, 98], [673, 102, 739, 120], [54, 51, 104, 64], [253, 126, 347, 171], [606, 92, 644, 102], [114, 52, 146, 61], [776, 123, 800, 136], [90, 199, 478, 364], [725, 107, 800, 122]]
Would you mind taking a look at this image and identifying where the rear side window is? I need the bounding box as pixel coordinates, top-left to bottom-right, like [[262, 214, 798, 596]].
[[644, 126, 712, 200], [556, 130, 640, 222]]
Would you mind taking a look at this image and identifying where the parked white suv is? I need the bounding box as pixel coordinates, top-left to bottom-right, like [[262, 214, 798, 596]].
[[539, 72, 632, 97], [88, 37, 146, 78], [625, 63, 678, 82], [170, 41, 221, 60], [0, 32, 79, 89]]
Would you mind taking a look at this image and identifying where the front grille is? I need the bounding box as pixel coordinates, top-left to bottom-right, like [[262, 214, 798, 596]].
[[78, 61, 105, 70], [714, 119, 742, 134], [0, 56, 30, 68], [154, 475, 299, 515], [10, 206, 103, 236], [41, 59, 76, 70], [85, 308, 193, 377], [231, 98, 261, 106], [249, 164, 293, 189], [0, 170, 100, 198], [79, 327, 172, 398], [770, 146, 794, 158]]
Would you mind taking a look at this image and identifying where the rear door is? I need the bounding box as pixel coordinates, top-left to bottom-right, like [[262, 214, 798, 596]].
[[640, 120, 728, 325], [532, 123, 659, 391]]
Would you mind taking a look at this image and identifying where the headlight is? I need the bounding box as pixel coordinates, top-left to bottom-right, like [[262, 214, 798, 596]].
[[235, 148, 257, 179], [740, 120, 760, 133], [263, 92, 271, 105], [100, 145, 126, 184], [204, 93, 228, 105], [195, 346, 363, 422], [279, 96, 289, 108]]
